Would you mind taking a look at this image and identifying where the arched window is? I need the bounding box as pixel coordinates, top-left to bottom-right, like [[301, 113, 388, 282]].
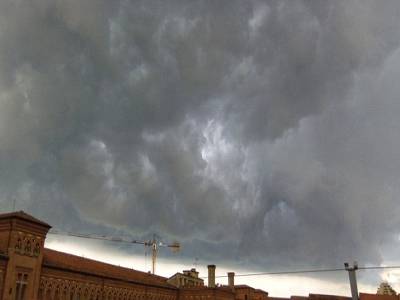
[[33, 242, 41, 256], [15, 238, 22, 253], [24, 239, 31, 255]]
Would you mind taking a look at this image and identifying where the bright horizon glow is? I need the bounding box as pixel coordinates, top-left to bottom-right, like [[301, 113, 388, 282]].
[[45, 237, 390, 297]]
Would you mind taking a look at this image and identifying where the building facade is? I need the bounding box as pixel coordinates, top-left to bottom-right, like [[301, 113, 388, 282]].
[[0, 211, 178, 300]]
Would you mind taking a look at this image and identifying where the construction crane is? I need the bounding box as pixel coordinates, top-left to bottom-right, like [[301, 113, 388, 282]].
[[48, 230, 180, 275]]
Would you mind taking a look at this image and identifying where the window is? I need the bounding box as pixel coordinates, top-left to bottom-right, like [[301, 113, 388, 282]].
[[15, 238, 22, 253], [33, 242, 41, 256], [24, 239, 31, 255], [15, 273, 28, 300]]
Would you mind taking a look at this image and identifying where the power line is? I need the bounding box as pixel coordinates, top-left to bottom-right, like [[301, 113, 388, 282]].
[[48, 229, 180, 275], [359, 266, 400, 271], [48, 230, 147, 245], [202, 268, 345, 279], [48, 230, 400, 278], [200, 265, 400, 279]]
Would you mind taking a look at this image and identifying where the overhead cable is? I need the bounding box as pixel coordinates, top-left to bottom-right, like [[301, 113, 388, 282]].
[[48, 230, 400, 278]]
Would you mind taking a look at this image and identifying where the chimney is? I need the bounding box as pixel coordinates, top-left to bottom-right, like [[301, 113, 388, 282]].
[[228, 272, 235, 289], [207, 265, 216, 288]]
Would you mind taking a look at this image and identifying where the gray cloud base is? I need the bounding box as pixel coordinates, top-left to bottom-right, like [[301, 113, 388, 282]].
[[1, 0, 400, 282]]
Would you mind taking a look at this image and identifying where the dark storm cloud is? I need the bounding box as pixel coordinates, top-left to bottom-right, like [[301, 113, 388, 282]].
[[1, 0, 400, 276]]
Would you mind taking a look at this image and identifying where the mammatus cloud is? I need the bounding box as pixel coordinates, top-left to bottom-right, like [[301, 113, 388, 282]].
[[1, 0, 400, 284]]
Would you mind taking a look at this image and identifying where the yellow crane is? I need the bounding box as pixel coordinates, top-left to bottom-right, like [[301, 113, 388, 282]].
[[48, 230, 180, 275]]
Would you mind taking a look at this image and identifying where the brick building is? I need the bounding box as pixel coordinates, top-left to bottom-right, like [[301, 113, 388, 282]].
[[0, 211, 396, 300], [0, 211, 267, 300]]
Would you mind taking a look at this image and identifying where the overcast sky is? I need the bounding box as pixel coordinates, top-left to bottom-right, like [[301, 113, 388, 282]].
[[1, 0, 400, 296]]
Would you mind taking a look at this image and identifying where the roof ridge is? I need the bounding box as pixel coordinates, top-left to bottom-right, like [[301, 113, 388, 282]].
[[0, 211, 51, 228], [43, 248, 172, 285]]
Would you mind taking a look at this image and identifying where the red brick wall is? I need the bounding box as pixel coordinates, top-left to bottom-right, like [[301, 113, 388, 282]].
[[38, 248, 179, 300], [0, 256, 7, 299], [309, 294, 351, 300], [235, 286, 254, 300], [0, 224, 12, 254], [179, 287, 234, 300], [39, 266, 178, 300]]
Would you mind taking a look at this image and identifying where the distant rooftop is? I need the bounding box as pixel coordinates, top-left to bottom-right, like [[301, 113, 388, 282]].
[[377, 282, 397, 295]]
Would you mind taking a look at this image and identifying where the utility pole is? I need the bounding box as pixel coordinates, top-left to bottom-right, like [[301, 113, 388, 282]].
[[344, 262, 359, 300], [151, 237, 158, 275]]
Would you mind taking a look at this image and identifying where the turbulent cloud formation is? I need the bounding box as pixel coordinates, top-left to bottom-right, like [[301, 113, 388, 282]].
[[1, 0, 400, 277]]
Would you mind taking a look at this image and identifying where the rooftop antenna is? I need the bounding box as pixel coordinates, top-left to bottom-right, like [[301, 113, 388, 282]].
[[12, 197, 16, 211]]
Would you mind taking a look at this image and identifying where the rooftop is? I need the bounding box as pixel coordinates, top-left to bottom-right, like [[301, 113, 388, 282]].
[[0, 210, 51, 228], [43, 248, 176, 289]]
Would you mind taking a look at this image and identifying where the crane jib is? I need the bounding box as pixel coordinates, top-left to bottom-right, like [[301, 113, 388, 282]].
[[47, 230, 181, 275]]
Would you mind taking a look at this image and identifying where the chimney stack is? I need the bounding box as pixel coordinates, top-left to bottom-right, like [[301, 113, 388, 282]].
[[207, 265, 216, 288], [228, 272, 235, 289]]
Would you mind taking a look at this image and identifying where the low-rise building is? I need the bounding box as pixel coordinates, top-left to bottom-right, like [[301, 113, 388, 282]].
[[377, 282, 397, 296], [168, 268, 204, 288]]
